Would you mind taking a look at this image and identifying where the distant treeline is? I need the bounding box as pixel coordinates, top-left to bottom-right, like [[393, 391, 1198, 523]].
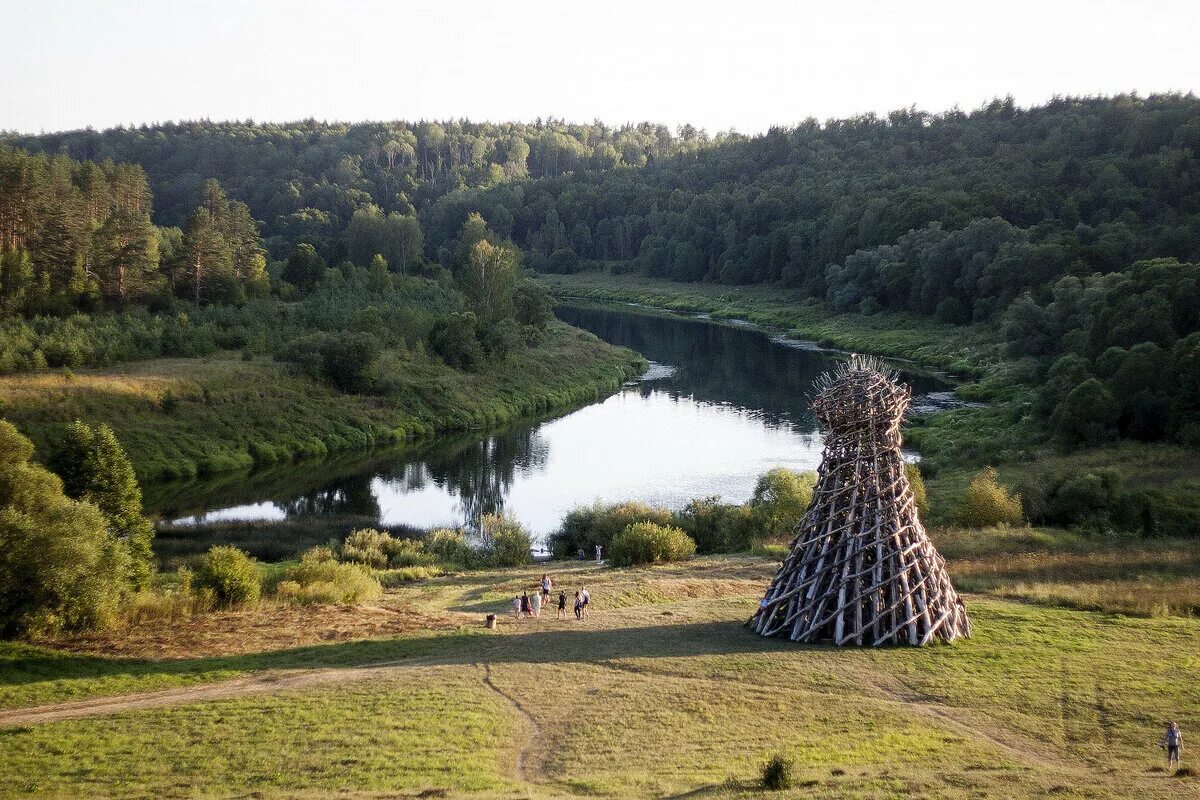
[[6, 96, 1200, 448], [4, 120, 709, 259]]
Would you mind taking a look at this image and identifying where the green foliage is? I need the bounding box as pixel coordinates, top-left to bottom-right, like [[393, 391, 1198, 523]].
[[673, 496, 757, 553], [480, 513, 533, 567], [906, 462, 930, 518], [346, 206, 423, 273], [50, 421, 155, 586], [278, 331, 382, 393], [282, 243, 327, 294], [551, 500, 675, 558], [749, 467, 816, 540], [608, 522, 696, 567], [194, 546, 262, 607], [424, 528, 473, 567], [761, 753, 795, 790], [340, 529, 436, 569], [276, 547, 382, 605], [960, 467, 1024, 528], [0, 420, 128, 636], [428, 312, 484, 371], [1051, 378, 1120, 448]]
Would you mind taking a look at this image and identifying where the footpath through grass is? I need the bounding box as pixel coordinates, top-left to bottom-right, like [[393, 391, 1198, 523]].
[[1, 549, 1198, 799]]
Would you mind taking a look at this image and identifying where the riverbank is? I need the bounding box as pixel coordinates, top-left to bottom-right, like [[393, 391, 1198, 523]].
[[540, 272, 1200, 536], [0, 322, 645, 483], [2, 543, 1198, 798], [538, 271, 1001, 377]]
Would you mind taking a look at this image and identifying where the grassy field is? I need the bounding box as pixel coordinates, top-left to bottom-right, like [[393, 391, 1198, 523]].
[[0, 322, 644, 482], [1, 535, 1198, 799]]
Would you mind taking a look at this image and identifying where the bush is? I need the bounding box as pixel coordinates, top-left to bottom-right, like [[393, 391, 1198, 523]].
[[341, 528, 436, 569], [277, 547, 382, 605], [194, 545, 262, 607], [761, 753, 795, 790], [340, 528, 392, 568], [959, 467, 1023, 527], [905, 462, 930, 518], [425, 527, 474, 567], [0, 421, 129, 636], [428, 312, 484, 371], [482, 513, 533, 567], [551, 501, 674, 558], [609, 522, 696, 567], [750, 468, 816, 540], [673, 496, 757, 553]]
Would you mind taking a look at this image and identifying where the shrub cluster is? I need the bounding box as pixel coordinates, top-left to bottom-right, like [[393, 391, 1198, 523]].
[[276, 547, 382, 605], [550, 469, 821, 558], [194, 545, 262, 607], [609, 522, 696, 567], [959, 467, 1024, 528]]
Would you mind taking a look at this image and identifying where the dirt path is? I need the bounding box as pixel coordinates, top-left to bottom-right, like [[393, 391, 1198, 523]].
[[479, 662, 542, 782], [0, 658, 417, 728]]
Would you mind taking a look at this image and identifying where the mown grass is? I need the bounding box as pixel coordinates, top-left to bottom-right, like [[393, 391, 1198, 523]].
[[1, 670, 517, 799], [1, 549, 1198, 798], [0, 322, 644, 482]]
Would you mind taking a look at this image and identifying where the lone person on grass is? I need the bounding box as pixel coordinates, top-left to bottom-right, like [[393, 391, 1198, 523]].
[[1161, 721, 1182, 768]]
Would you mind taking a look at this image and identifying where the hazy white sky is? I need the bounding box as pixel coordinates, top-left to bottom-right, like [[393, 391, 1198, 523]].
[[3, 0, 1199, 134]]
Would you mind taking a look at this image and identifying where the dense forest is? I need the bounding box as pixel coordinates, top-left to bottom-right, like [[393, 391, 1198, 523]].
[[4, 120, 709, 259], [5, 94, 1200, 451]]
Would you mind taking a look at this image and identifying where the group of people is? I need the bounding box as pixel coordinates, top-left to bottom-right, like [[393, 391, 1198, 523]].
[[513, 574, 590, 621]]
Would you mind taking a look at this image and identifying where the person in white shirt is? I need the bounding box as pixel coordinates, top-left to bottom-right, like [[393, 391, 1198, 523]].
[[580, 587, 590, 618], [530, 589, 542, 618]]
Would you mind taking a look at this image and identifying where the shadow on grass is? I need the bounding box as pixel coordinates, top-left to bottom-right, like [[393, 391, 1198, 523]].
[[2, 619, 813, 699]]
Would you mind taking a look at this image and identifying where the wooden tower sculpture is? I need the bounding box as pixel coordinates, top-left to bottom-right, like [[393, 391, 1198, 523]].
[[750, 356, 971, 646]]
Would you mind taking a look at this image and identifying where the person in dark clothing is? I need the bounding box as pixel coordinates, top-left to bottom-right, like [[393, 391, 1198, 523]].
[[520, 591, 530, 617], [557, 591, 567, 619], [573, 591, 583, 620], [1161, 721, 1183, 767]]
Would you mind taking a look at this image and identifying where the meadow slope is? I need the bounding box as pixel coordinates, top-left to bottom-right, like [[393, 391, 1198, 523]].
[[0, 546, 1197, 799]]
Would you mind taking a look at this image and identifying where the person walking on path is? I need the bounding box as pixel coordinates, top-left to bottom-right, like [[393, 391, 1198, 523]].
[[530, 589, 542, 618], [1161, 721, 1183, 768], [512, 594, 522, 621], [557, 590, 567, 619], [580, 587, 591, 619], [573, 591, 583, 620]]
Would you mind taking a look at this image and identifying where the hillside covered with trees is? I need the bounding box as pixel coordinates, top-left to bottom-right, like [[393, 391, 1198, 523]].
[[6, 94, 1200, 475]]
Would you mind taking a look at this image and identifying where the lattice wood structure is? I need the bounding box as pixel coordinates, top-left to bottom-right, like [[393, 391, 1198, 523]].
[[750, 356, 971, 646]]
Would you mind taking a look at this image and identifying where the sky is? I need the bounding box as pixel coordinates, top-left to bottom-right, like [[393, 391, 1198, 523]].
[[3, 0, 1200, 135]]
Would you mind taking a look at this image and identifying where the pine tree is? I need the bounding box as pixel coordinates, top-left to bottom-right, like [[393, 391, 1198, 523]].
[[53, 421, 155, 586], [180, 206, 232, 302], [93, 207, 159, 304]]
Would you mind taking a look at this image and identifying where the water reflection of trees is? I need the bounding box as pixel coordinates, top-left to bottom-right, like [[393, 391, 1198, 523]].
[[556, 306, 948, 430], [151, 420, 552, 529], [375, 422, 550, 531]]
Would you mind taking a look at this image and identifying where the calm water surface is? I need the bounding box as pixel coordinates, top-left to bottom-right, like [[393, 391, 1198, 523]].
[[152, 305, 950, 555]]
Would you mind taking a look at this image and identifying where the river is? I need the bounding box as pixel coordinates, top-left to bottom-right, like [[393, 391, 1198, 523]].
[[150, 304, 953, 559]]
